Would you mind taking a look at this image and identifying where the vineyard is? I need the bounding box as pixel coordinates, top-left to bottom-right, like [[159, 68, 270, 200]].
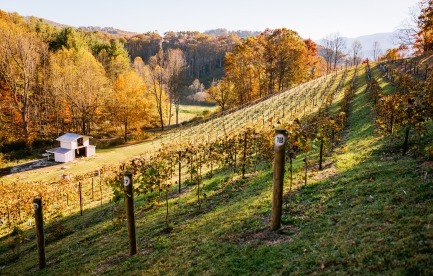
[[0, 65, 355, 234], [1, 61, 433, 274]]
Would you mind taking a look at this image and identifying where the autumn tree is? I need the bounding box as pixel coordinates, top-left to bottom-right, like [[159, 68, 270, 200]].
[[49, 48, 109, 135], [380, 48, 403, 61], [148, 49, 167, 131], [49, 27, 87, 52], [95, 39, 130, 81], [189, 79, 205, 94], [132, 56, 147, 79], [225, 36, 264, 103], [372, 41, 382, 61], [165, 48, 187, 126], [107, 70, 152, 142], [321, 33, 347, 72], [304, 38, 326, 78], [126, 32, 163, 63], [225, 28, 310, 103], [397, 2, 421, 49], [350, 40, 363, 67], [331, 33, 346, 71], [0, 17, 48, 147], [207, 79, 235, 111], [47, 49, 74, 135], [264, 29, 309, 92], [416, 0, 433, 52]]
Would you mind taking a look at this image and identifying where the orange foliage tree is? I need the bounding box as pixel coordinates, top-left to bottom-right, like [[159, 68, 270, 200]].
[[107, 70, 153, 142]]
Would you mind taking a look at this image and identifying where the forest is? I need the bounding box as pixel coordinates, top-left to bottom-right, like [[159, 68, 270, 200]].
[[0, 10, 328, 156]]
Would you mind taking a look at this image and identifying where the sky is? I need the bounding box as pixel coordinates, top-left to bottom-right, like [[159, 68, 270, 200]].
[[0, 0, 420, 40]]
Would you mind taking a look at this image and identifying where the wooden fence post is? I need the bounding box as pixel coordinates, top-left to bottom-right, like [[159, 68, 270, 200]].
[[124, 172, 137, 255], [271, 129, 287, 231], [91, 177, 94, 200], [178, 151, 182, 193], [33, 198, 46, 269], [242, 131, 247, 179], [99, 170, 103, 207], [79, 182, 83, 216]]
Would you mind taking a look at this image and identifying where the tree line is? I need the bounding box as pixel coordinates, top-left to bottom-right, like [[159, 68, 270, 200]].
[[0, 11, 329, 151], [207, 28, 327, 111], [0, 11, 240, 150]]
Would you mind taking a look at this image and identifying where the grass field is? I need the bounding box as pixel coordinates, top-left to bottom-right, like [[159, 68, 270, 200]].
[[1, 64, 432, 274]]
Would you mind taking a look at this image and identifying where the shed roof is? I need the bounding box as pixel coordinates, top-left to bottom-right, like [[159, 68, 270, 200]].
[[46, 147, 72, 154], [56, 133, 91, 142]]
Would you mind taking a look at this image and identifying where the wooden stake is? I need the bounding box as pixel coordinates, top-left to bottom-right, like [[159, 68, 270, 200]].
[[79, 182, 83, 216], [33, 198, 46, 269], [271, 129, 287, 231], [124, 172, 137, 255]]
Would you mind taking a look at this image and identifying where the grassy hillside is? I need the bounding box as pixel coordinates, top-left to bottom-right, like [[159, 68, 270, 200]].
[[1, 64, 432, 274]]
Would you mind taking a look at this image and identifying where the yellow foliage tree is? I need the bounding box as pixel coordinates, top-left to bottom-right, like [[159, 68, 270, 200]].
[[49, 48, 109, 135], [0, 16, 48, 147], [207, 79, 236, 111], [108, 70, 152, 142]]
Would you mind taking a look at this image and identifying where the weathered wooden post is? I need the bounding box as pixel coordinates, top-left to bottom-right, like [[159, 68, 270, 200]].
[[99, 169, 103, 207], [242, 130, 248, 179], [33, 198, 46, 269], [123, 172, 137, 255], [91, 177, 94, 200], [271, 128, 287, 231], [178, 151, 182, 193], [78, 181, 83, 216]]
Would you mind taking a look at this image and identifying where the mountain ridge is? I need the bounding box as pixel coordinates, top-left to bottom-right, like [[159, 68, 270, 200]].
[[344, 31, 397, 59], [24, 13, 398, 47]]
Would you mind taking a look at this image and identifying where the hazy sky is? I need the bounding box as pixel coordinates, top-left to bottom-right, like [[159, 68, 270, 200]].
[[1, 0, 420, 39]]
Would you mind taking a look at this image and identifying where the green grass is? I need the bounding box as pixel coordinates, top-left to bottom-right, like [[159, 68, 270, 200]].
[[169, 104, 219, 125], [1, 65, 432, 274], [178, 104, 218, 115]]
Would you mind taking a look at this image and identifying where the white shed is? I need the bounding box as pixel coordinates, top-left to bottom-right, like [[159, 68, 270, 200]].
[[46, 133, 96, 163]]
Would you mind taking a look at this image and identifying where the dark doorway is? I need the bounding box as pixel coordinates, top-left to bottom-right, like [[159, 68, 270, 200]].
[[76, 147, 86, 158], [77, 137, 84, 147]]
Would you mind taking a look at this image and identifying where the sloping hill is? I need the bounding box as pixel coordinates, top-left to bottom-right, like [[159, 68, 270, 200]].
[[0, 64, 432, 274], [1, 70, 347, 184]]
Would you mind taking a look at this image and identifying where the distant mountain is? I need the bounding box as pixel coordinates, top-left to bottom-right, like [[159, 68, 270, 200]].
[[318, 32, 399, 60], [24, 13, 398, 59], [345, 32, 398, 59], [205, 28, 261, 38], [24, 16, 137, 38], [24, 16, 69, 28], [77, 26, 137, 38]]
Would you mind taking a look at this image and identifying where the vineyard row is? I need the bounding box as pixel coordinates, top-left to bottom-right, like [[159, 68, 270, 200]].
[[0, 67, 358, 232]]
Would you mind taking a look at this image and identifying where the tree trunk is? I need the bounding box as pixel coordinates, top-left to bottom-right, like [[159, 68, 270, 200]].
[[124, 119, 128, 142], [159, 106, 164, 131], [175, 103, 180, 126], [82, 118, 86, 135], [168, 101, 172, 127]]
